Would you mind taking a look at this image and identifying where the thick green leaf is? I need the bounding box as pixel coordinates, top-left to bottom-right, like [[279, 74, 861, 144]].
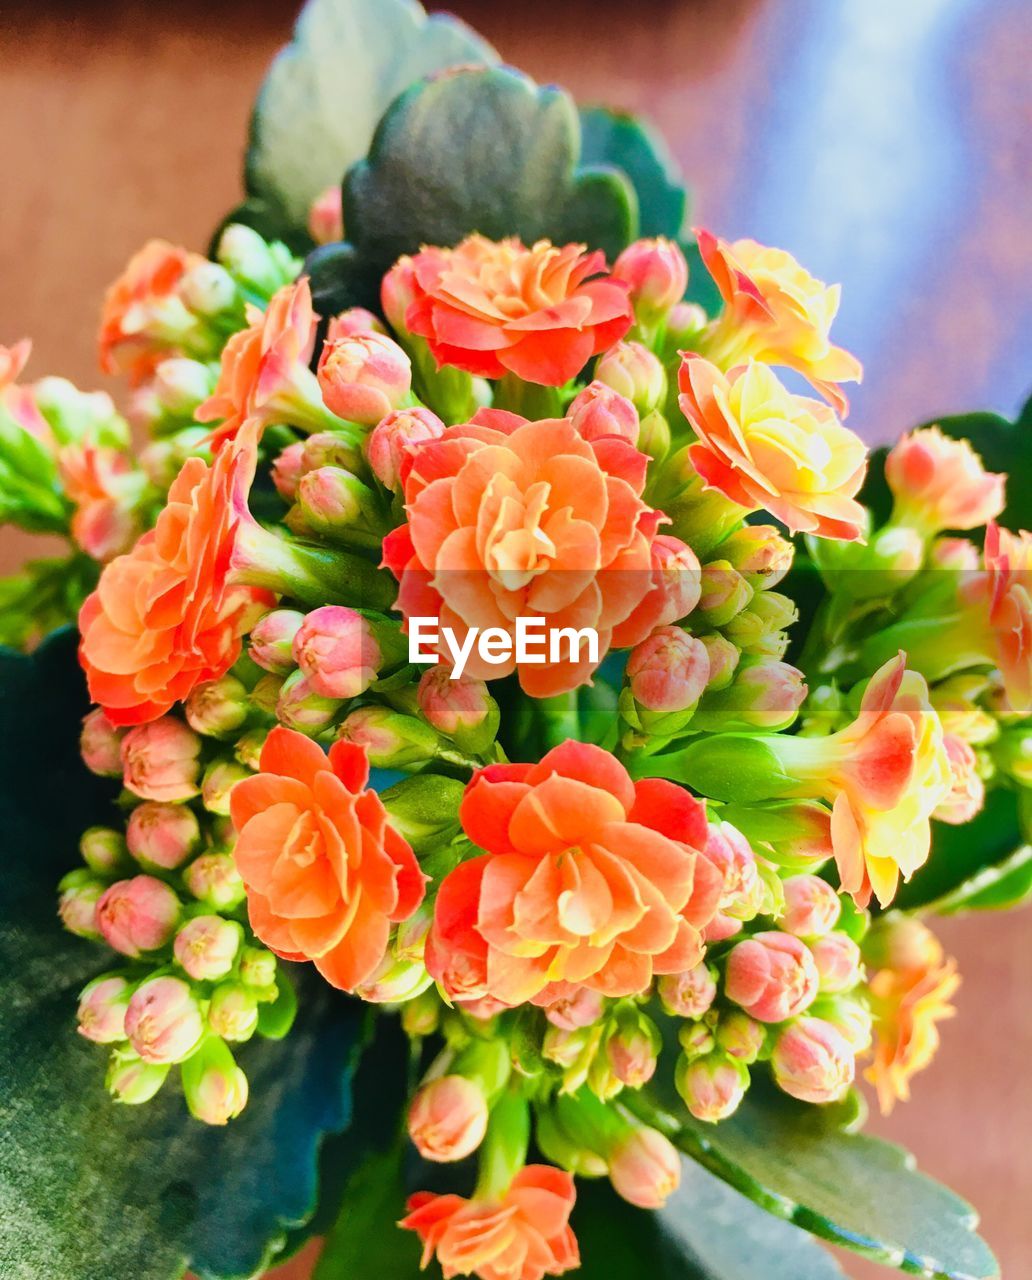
[[342, 66, 637, 280], [635, 1074, 998, 1279], [0, 630, 367, 1280], [579, 106, 689, 240], [231, 0, 496, 247]]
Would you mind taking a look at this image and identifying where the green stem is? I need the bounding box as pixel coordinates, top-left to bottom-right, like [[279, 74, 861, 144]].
[[493, 374, 563, 421], [474, 1088, 530, 1201], [536, 690, 581, 750]]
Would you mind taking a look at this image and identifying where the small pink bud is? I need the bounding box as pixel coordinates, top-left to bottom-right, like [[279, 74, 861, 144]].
[[153, 357, 215, 415], [80, 826, 129, 875], [58, 871, 104, 938], [701, 821, 764, 921], [337, 705, 440, 768], [935, 733, 985, 824], [201, 759, 252, 816], [595, 340, 665, 413], [929, 536, 980, 572], [276, 670, 340, 735], [300, 431, 364, 474], [608, 1126, 681, 1209], [366, 406, 445, 489], [271, 441, 306, 500], [120, 718, 202, 802], [208, 982, 259, 1041], [184, 853, 245, 910], [666, 301, 708, 345], [417, 665, 495, 737], [698, 561, 753, 626], [96, 875, 181, 957], [106, 1049, 169, 1104], [613, 237, 688, 326], [296, 465, 380, 535], [183, 1038, 249, 1124], [185, 674, 249, 739], [780, 875, 841, 939], [250, 609, 304, 674], [676, 1051, 749, 1122], [317, 331, 411, 425], [543, 986, 605, 1031], [408, 1075, 488, 1162], [77, 975, 131, 1043], [678, 1021, 716, 1059], [308, 184, 345, 245], [724, 931, 820, 1023], [80, 707, 125, 776], [698, 657, 806, 731], [626, 627, 709, 713], [174, 915, 243, 981], [715, 1010, 766, 1063], [125, 976, 205, 1063], [327, 307, 386, 340], [699, 633, 740, 690], [772, 1016, 855, 1104], [810, 933, 863, 993], [814, 995, 873, 1052], [862, 913, 943, 975], [658, 963, 717, 1019], [126, 801, 200, 870], [293, 605, 383, 699], [567, 380, 640, 443], [381, 255, 418, 332]]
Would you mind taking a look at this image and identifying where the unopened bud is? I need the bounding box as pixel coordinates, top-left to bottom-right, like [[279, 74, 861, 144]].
[[658, 963, 717, 1019], [811, 932, 863, 993], [296, 465, 383, 539], [300, 431, 363, 475], [106, 1048, 169, 1104], [544, 987, 605, 1031], [567, 380, 639, 444], [180, 261, 237, 316], [293, 606, 399, 700], [337, 706, 441, 768], [366, 407, 445, 489], [125, 976, 205, 1063], [678, 1020, 716, 1060], [381, 256, 417, 332], [606, 1006, 660, 1088], [58, 870, 104, 938], [201, 759, 251, 816], [408, 1075, 489, 1162], [80, 826, 129, 876], [401, 987, 442, 1038], [698, 633, 740, 690], [813, 995, 873, 1053], [354, 952, 433, 1004], [238, 945, 277, 989], [80, 707, 125, 776], [153, 357, 216, 416], [772, 1016, 855, 1104], [96, 875, 181, 956], [637, 409, 672, 462], [695, 657, 806, 731], [780, 875, 841, 938], [417, 665, 499, 754], [250, 609, 304, 674], [719, 525, 794, 590], [208, 981, 260, 1041], [722, 592, 798, 655], [664, 301, 708, 349], [174, 915, 243, 981], [698, 561, 753, 627], [183, 852, 245, 910], [862, 912, 943, 975], [608, 1126, 681, 1209], [77, 975, 131, 1043], [715, 1010, 766, 1063], [182, 1036, 249, 1124], [724, 931, 819, 1023], [613, 237, 688, 328], [271, 441, 305, 500], [929, 536, 980, 572], [317, 332, 411, 425], [595, 340, 665, 414], [676, 1051, 749, 1122], [308, 186, 345, 245], [217, 224, 298, 296], [120, 717, 202, 802], [276, 669, 340, 735], [126, 801, 201, 870], [626, 627, 709, 717], [184, 673, 249, 739]]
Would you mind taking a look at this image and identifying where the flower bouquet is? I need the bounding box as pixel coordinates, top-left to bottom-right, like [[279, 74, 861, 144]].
[[2, 2, 1029, 1278]]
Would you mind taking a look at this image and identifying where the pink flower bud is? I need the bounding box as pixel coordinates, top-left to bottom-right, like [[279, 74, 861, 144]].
[[126, 801, 200, 870], [185, 674, 249, 739], [626, 627, 710, 714], [77, 975, 131, 1043], [293, 605, 383, 699], [184, 853, 245, 910], [366, 406, 445, 489], [935, 733, 985, 824], [408, 1075, 488, 1162], [58, 871, 104, 938], [715, 1010, 766, 1063], [813, 995, 873, 1052], [300, 431, 364, 474], [124, 976, 205, 1063], [174, 915, 242, 981], [567, 380, 640, 443], [183, 1038, 249, 1124], [120, 718, 202, 802], [862, 913, 943, 975], [724, 931, 820, 1023], [780, 875, 841, 939], [296, 465, 379, 535], [678, 1021, 716, 1059], [543, 986, 605, 1031], [317, 331, 411, 425], [250, 609, 304, 674], [658, 963, 717, 1019], [328, 308, 387, 341], [276, 670, 340, 735], [697, 657, 806, 731], [238, 945, 277, 989], [929, 536, 980, 572], [719, 525, 794, 590], [153, 357, 215, 415], [810, 933, 863, 993], [608, 1126, 681, 1209], [417, 665, 494, 735], [337, 705, 440, 768], [772, 1016, 855, 1104], [208, 982, 259, 1041], [886, 426, 1005, 534], [80, 826, 129, 875], [676, 1052, 749, 1122], [698, 561, 753, 626], [308, 184, 345, 245], [381, 255, 418, 332], [271, 441, 306, 500], [96, 875, 181, 957], [666, 301, 708, 345], [201, 759, 252, 816], [613, 237, 688, 326], [80, 707, 125, 776], [106, 1049, 169, 1104], [699, 633, 740, 690], [595, 340, 665, 413], [607, 1009, 660, 1087], [701, 821, 764, 921]]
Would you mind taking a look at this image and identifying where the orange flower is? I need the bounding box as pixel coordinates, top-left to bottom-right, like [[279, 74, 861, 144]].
[[425, 741, 723, 1006], [382, 412, 697, 697], [98, 240, 206, 383], [678, 356, 867, 541], [885, 426, 1005, 535], [78, 424, 270, 724], [196, 278, 327, 450], [695, 228, 862, 414], [0, 339, 53, 439], [400, 1165, 579, 1280], [398, 235, 632, 385], [229, 727, 425, 991], [58, 444, 147, 560]]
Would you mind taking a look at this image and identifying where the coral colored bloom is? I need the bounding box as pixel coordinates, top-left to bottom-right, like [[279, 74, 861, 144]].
[[400, 235, 632, 385], [383, 413, 694, 696], [195, 279, 321, 449], [678, 357, 867, 541], [229, 726, 425, 991], [885, 426, 1005, 535], [961, 523, 1032, 714], [58, 444, 146, 560], [400, 1166, 579, 1280], [695, 228, 862, 414], [78, 424, 270, 724], [425, 741, 723, 1005], [98, 240, 206, 383]]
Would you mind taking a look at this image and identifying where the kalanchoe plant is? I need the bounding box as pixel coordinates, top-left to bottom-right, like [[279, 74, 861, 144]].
[[1, 2, 1027, 1279]]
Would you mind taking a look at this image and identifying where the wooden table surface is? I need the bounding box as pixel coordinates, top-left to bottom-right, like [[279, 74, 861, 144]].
[[2, 2, 1029, 1276]]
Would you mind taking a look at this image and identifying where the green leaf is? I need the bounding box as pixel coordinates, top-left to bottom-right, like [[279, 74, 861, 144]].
[[341, 66, 637, 282], [229, 0, 497, 248], [0, 630, 368, 1280], [893, 788, 1029, 913], [635, 1074, 998, 1279], [579, 106, 689, 239]]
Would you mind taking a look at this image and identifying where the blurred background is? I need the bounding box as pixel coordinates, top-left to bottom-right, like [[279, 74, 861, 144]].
[[2, 1, 1029, 1275]]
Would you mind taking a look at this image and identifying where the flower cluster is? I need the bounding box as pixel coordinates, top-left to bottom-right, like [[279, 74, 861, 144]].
[[23, 209, 1026, 1280]]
